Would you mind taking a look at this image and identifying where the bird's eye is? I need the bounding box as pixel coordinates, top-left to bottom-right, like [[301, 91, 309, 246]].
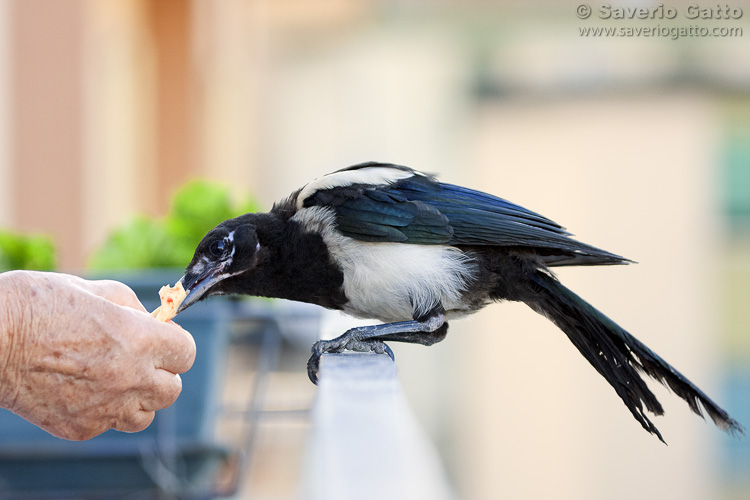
[[209, 239, 227, 258]]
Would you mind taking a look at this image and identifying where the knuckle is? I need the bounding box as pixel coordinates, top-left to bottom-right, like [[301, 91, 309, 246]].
[[180, 343, 197, 372], [174, 331, 197, 366], [100, 363, 134, 393], [96, 279, 141, 307], [123, 286, 140, 304], [164, 335, 197, 373], [129, 330, 155, 355], [134, 411, 156, 432], [116, 410, 155, 433], [77, 427, 104, 441], [157, 374, 183, 408], [66, 421, 107, 441], [100, 279, 132, 294]]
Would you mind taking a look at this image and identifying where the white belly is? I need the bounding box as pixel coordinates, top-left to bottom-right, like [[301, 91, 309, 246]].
[[292, 206, 476, 322]]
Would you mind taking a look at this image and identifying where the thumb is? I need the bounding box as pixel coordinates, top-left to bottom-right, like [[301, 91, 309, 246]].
[[87, 279, 148, 313]]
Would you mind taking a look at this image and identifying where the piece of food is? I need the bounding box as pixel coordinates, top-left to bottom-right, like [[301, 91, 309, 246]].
[[151, 281, 187, 322]]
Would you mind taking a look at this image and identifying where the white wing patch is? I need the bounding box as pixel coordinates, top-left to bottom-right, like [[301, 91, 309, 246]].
[[296, 166, 416, 210], [291, 206, 476, 322]]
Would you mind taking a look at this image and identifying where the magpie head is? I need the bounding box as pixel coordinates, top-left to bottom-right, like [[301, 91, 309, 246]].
[[178, 217, 261, 312]]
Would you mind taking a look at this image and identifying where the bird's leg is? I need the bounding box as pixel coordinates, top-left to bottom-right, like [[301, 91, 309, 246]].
[[307, 308, 446, 384]]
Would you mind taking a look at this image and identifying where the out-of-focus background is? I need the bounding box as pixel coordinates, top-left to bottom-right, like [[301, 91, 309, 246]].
[[0, 0, 749, 499]]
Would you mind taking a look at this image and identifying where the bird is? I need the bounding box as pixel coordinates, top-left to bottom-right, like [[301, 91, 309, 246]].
[[176, 161, 743, 442]]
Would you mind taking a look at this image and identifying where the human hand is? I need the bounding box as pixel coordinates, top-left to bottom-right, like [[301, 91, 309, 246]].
[[0, 271, 196, 440]]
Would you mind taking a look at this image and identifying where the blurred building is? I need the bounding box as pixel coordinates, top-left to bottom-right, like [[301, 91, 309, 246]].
[[0, 1, 748, 499]]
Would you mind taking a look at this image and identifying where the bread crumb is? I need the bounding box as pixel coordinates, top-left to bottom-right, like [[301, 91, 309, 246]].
[[151, 281, 187, 322]]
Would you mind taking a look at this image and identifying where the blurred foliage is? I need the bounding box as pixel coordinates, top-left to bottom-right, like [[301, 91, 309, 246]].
[[0, 230, 56, 271], [89, 180, 262, 270]]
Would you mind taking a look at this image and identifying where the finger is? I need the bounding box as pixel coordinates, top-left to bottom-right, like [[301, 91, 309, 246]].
[[151, 323, 197, 374], [113, 409, 156, 434], [89, 279, 148, 312], [139, 372, 183, 412], [116, 307, 196, 373], [44, 418, 108, 441]]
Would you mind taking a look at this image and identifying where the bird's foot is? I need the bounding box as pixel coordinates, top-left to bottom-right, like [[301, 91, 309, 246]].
[[307, 335, 395, 384]]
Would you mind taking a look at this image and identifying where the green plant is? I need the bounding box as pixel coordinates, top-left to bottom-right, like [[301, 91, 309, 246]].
[[0, 230, 56, 271], [88, 180, 262, 270]]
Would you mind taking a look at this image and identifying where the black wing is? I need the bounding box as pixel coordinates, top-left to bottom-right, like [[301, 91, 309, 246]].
[[300, 162, 629, 266]]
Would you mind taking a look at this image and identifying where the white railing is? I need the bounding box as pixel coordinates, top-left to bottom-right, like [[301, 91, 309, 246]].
[[301, 353, 454, 500]]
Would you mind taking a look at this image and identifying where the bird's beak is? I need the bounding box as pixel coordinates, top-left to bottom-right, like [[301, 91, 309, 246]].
[[177, 262, 229, 313]]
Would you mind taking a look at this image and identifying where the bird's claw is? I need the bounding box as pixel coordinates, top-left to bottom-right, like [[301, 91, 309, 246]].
[[306, 337, 395, 385]]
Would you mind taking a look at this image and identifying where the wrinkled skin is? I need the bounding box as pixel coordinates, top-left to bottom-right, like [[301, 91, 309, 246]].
[[0, 271, 196, 441]]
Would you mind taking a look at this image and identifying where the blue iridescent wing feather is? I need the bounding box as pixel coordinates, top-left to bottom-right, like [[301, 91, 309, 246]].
[[303, 164, 629, 265]]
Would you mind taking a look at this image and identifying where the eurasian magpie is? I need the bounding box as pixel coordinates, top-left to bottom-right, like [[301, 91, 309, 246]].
[[177, 161, 743, 442]]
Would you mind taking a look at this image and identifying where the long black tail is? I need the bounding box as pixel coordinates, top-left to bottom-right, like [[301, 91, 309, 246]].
[[525, 269, 744, 443]]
